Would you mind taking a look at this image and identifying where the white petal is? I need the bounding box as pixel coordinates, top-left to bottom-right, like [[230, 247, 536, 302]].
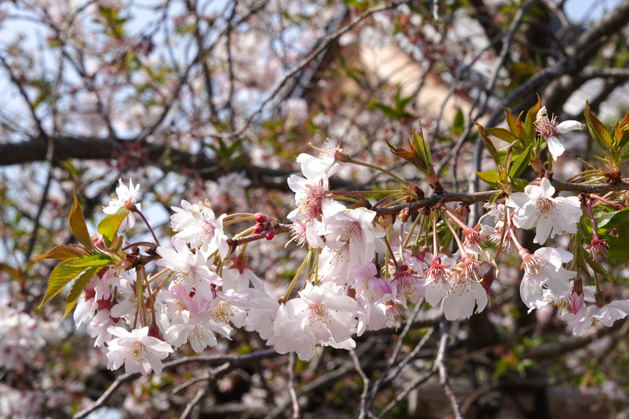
[[547, 136, 564, 160], [557, 120, 583, 134]]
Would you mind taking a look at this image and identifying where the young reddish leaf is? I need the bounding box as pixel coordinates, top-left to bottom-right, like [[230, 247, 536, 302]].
[[585, 101, 613, 149], [36, 245, 87, 260], [411, 125, 432, 166], [523, 95, 541, 142], [501, 106, 524, 139], [69, 190, 95, 250], [98, 208, 130, 245], [615, 106, 629, 145]]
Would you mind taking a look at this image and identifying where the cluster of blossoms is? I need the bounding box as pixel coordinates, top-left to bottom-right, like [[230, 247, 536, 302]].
[[0, 300, 62, 370], [54, 104, 629, 375]]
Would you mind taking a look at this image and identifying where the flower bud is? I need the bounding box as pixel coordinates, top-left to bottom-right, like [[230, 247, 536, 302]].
[[253, 224, 263, 235], [265, 226, 275, 241], [255, 213, 267, 223]]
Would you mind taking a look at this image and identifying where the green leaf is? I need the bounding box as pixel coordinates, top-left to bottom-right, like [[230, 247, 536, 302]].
[[596, 207, 629, 230], [63, 266, 101, 320], [98, 208, 131, 245], [411, 125, 432, 166], [582, 250, 616, 284], [452, 108, 464, 135], [510, 144, 532, 178], [486, 127, 518, 144], [476, 170, 500, 187], [39, 254, 112, 308], [65, 254, 112, 268], [69, 191, 95, 250], [604, 235, 629, 259], [36, 245, 87, 260], [489, 192, 501, 205], [476, 124, 501, 166], [39, 260, 86, 307]]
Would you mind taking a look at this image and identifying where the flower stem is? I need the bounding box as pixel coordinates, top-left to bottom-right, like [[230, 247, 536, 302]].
[[346, 157, 409, 186], [281, 250, 312, 303], [133, 207, 160, 246]]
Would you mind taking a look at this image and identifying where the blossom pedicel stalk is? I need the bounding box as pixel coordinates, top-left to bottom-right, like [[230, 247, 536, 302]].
[[36, 103, 629, 375]]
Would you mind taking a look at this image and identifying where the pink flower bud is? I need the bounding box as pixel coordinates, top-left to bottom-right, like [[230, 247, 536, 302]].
[[255, 213, 267, 223], [253, 224, 263, 234], [571, 290, 584, 315], [265, 226, 275, 241]]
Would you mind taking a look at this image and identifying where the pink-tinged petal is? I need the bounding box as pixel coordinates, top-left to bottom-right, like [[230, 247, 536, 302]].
[[547, 136, 564, 160], [557, 120, 583, 134], [425, 284, 444, 307], [472, 282, 488, 313]]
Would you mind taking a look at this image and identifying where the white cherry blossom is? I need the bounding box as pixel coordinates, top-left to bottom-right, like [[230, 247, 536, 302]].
[[507, 177, 582, 244], [103, 178, 141, 229], [442, 258, 489, 320], [535, 106, 584, 160], [519, 247, 576, 311], [106, 326, 173, 375]]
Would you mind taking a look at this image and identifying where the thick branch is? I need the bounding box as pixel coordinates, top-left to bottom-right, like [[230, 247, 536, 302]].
[[0, 136, 293, 191]]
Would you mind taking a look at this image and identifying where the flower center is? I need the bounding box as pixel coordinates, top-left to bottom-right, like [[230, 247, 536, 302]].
[[522, 254, 545, 276], [535, 197, 556, 217]]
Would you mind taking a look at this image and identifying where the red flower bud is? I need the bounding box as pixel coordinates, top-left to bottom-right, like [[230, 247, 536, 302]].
[[253, 224, 263, 234], [265, 226, 275, 241]]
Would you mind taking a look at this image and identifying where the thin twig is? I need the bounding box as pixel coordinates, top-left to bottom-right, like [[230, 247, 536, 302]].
[[288, 353, 300, 419], [435, 316, 463, 419], [350, 349, 370, 419]]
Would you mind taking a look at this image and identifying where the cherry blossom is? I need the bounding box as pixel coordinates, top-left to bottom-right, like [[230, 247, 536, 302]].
[[442, 258, 489, 321], [571, 300, 629, 336], [102, 178, 141, 230], [320, 207, 385, 269], [106, 326, 173, 375], [170, 200, 229, 259], [518, 247, 576, 311], [156, 237, 220, 301], [273, 282, 357, 361], [535, 106, 584, 160], [507, 177, 582, 244]]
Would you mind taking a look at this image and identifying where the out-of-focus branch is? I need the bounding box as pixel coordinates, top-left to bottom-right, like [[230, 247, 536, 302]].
[[435, 317, 463, 419], [0, 136, 294, 191], [524, 319, 629, 360], [213, 0, 412, 140], [75, 349, 279, 419]]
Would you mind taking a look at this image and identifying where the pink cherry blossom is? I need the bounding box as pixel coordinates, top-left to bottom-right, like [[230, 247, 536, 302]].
[[170, 200, 229, 259]]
